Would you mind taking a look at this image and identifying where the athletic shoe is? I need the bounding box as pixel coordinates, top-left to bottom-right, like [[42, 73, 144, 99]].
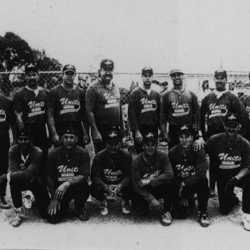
[[100, 200, 108, 216], [199, 212, 210, 227], [121, 199, 131, 214], [78, 208, 89, 221], [161, 211, 172, 226], [10, 207, 23, 227], [0, 196, 11, 209], [242, 213, 250, 231]]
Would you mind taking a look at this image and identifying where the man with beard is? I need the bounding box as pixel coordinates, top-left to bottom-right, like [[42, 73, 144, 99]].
[[128, 67, 161, 154], [48, 64, 89, 148], [160, 69, 204, 150], [13, 64, 50, 179], [0, 93, 17, 209], [169, 125, 209, 227], [46, 127, 90, 223], [90, 128, 133, 215], [206, 113, 250, 230], [86, 59, 123, 153], [131, 132, 173, 226], [0, 129, 50, 227], [200, 69, 248, 197]]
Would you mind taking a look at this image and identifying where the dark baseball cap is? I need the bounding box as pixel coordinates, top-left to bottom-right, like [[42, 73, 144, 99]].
[[214, 69, 227, 78], [100, 59, 114, 71], [225, 113, 240, 125], [170, 69, 184, 76], [25, 64, 38, 74], [177, 125, 195, 136], [142, 67, 153, 76], [18, 129, 32, 138], [106, 128, 122, 142], [61, 127, 78, 136], [143, 132, 157, 143], [63, 64, 76, 73]]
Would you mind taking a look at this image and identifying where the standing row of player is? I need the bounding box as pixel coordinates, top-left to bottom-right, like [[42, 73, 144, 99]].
[[0, 59, 250, 231]]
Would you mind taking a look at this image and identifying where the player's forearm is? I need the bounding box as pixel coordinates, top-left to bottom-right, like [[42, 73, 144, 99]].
[[47, 176, 56, 198], [87, 112, 99, 134], [10, 123, 18, 141], [67, 175, 85, 186], [47, 109, 58, 137], [14, 111, 25, 130], [235, 168, 250, 180]]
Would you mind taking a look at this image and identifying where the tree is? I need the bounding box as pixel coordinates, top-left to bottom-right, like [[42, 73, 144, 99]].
[[0, 32, 34, 71]]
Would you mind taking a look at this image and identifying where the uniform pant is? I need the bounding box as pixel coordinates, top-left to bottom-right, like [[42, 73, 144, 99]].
[[10, 176, 50, 219], [0, 134, 10, 197], [90, 183, 135, 202], [47, 182, 89, 224], [217, 170, 250, 215], [172, 178, 209, 218], [132, 124, 158, 155], [133, 182, 173, 212]]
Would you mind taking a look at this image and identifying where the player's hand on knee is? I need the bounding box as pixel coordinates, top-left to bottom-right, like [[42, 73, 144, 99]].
[[151, 199, 163, 211], [48, 198, 60, 215]]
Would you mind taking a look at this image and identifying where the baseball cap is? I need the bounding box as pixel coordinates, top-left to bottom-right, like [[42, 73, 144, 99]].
[[143, 132, 157, 143], [61, 127, 78, 136], [100, 59, 114, 71], [224, 113, 240, 125], [63, 64, 76, 73], [170, 69, 184, 76], [25, 64, 38, 74], [105, 128, 122, 142], [214, 69, 227, 78], [18, 129, 32, 138], [142, 67, 153, 76], [177, 125, 195, 136]]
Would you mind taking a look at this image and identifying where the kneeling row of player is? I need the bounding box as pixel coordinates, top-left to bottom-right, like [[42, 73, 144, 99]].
[[0, 112, 250, 231]]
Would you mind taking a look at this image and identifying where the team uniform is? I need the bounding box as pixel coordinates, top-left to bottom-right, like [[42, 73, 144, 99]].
[[86, 79, 121, 152], [169, 145, 209, 218], [205, 133, 250, 215], [200, 91, 248, 140], [160, 88, 200, 148], [9, 145, 50, 219], [90, 148, 133, 202], [48, 84, 86, 147], [242, 95, 250, 142], [46, 145, 90, 223], [131, 150, 173, 213], [0, 95, 15, 203], [13, 87, 49, 176], [128, 87, 160, 154]]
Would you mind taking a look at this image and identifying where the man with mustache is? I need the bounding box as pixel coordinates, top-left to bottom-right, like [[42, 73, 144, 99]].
[[13, 64, 50, 179], [86, 59, 123, 153], [200, 69, 248, 197], [160, 69, 203, 150], [205, 113, 250, 231], [48, 64, 90, 148]]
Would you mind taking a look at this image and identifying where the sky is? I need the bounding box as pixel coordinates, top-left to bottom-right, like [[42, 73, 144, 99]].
[[1, 0, 250, 74]]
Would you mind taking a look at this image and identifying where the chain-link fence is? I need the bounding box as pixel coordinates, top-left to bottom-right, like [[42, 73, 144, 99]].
[[1, 71, 249, 146]]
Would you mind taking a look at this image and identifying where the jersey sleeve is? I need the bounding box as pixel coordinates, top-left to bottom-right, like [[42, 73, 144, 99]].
[[128, 90, 139, 131], [13, 91, 24, 113], [85, 86, 97, 113]]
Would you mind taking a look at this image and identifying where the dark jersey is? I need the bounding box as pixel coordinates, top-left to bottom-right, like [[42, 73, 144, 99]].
[[169, 145, 207, 186], [91, 148, 132, 189], [48, 84, 85, 122], [13, 87, 48, 125], [46, 146, 90, 187], [131, 150, 173, 202], [0, 94, 15, 135], [205, 133, 250, 174], [128, 87, 160, 131], [200, 91, 248, 136], [85, 79, 121, 125], [9, 145, 43, 182], [161, 88, 200, 130]]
